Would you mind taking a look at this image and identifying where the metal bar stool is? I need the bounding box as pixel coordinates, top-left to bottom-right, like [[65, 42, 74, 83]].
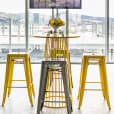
[[2, 53, 35, 106], [37, 59, 72, 114], [77, 55, 111, 109]]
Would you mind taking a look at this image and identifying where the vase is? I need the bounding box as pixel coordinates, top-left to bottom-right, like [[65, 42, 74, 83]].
[[51, 25, 59, 33], [54, 27, 57, 34]]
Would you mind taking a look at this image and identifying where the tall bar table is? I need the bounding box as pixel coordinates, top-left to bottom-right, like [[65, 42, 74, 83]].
[[33, 33, 80, 108]]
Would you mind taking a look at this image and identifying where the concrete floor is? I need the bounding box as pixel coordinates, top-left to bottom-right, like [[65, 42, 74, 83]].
[[0, 64, 114, 114]]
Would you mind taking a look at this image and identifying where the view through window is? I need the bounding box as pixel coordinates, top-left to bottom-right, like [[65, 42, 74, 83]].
[[28, 0, 105, 62], [109, 0, 114, 62], [0, 0, 113, 63], [0, 0, 25, 62]]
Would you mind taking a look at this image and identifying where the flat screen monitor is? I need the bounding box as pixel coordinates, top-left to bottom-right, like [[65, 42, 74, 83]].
[[30, 0, 81, 9]]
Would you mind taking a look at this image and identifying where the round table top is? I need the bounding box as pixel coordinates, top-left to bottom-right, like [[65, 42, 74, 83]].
[[32, 34, 80, 39]]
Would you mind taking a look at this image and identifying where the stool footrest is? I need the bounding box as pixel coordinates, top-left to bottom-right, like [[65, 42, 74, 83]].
[[12, 80, 26, 81], [7, 86, 27, 88], [85, 82, 101, 83], [54, 78, 62, 79], [84, 89, 102, 91], [45, 91, 64, 93], [88, 62, 101, 65], [44, 101, 66, 103], [48, 69, 62, 72], [14, 61, 24, 63]]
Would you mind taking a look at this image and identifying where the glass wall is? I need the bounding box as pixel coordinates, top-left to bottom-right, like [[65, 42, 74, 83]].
[[28, 9, 52, 62], [0, 0, 112, 63], [0, 14, 9, 61], [109, 0, 114, 62], [0, 0, 25, 62], [28, 9, 67, 62], [28, 0, 105, 63], [69, 0, 105, 62]]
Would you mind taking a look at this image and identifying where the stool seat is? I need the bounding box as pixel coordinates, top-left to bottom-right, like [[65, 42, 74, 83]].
[[77, 55, 111, 109], [2, 53, 35, 106]]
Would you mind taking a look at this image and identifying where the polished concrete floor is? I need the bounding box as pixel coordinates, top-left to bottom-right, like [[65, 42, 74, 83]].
[[0, 64, 114, 114]]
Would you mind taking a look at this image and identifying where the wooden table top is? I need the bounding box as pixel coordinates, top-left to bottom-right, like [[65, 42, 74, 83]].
[[32, 35, 80, 39]]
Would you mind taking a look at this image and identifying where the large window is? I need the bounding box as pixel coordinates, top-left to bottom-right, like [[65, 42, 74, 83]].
[[69, 0, 105, 62], [0, 13, 9, 61], [28, 9, 52, 62], [109, 0, 114, 62], [0, 0, 112, 63], [28, 9, 67, 62], [28, 0, 105, 63], [0, 0, 25, 62]]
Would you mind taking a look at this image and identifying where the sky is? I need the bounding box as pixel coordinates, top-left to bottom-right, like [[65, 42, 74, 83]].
[[0, 0, 114, 17]]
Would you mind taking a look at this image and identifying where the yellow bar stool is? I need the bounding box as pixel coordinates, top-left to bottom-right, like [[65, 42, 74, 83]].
[[2, 53, 35, 106], [77, 55, 111, 110]]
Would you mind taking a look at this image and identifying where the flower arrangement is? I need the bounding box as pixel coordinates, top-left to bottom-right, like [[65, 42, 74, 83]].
[[49, 18, 65, 31]]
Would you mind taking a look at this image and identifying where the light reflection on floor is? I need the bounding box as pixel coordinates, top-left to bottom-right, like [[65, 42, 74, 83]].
[[0, 64, 114, 114]]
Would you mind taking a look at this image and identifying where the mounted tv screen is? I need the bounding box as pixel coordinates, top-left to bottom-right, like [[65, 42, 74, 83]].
[[30, 0, 81, 9]]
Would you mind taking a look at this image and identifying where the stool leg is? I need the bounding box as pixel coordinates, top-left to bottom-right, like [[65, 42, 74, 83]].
[[2, 56, 11, 106], [37, 63, 44, 114], [102, 59, 111, 109], [69, 54, 74, 88], [99, 63, 105, 98], [8, 60, 14, 97], [62, 64, 72, 114], [37, 63, 48, 114], [65, 39, 73, 101], [67, 53, 73, 101], [24, 56, 33, 106], [29, 57, 35, 97], [78, 57, 88, 109], [77, 57, 84, 99]]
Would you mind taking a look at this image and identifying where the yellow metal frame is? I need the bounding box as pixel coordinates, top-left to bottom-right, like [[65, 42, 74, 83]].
[[2, 53, 35, 106], [77, 55, 111, 109], [44, 33, 73, 108]]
